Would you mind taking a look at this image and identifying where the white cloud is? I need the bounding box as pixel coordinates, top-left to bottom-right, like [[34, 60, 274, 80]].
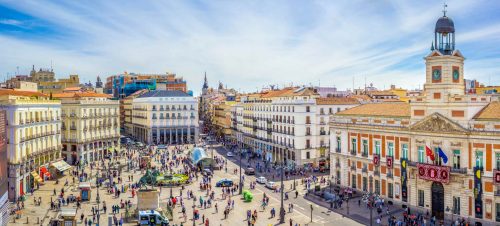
[[0, 0, 498, 95]]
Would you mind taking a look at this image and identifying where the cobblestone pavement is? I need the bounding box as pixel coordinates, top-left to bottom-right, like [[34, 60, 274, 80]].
[[10, 144, 361, 226]]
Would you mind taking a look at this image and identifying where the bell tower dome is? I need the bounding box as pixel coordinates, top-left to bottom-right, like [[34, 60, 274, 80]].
[[434, 5, 455, 55], [424, 4, 465, 101]]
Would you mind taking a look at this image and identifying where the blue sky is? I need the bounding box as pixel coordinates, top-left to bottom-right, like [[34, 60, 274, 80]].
[[1, 0, 499, 94]]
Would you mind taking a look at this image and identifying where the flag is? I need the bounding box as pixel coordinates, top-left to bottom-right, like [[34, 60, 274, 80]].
[[425, 146, 435, 161], [438, 147, 448, 164]]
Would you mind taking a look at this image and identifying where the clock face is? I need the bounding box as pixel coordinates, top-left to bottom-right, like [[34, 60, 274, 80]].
[[453, 69, 460, 80], [432, 69, 441, 80]]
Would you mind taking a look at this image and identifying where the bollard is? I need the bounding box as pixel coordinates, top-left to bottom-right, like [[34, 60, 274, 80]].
[[37, 217, 39, 224], [26, 217, 29, 224]]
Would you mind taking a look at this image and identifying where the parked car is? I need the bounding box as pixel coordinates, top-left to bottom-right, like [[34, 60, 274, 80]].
[[265, 181, 278, 190], [226, 152, 234, 157], [202, 169, 212, 176], [245, 168, 255, 175], [256, 176, 267, 184], [216, 179, 234, 187]]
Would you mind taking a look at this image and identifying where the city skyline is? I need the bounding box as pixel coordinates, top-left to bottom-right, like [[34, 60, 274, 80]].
[[1, 0, 500, 95]]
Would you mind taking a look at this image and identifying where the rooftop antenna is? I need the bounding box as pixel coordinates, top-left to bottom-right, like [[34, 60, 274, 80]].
[[352, 76, 355, 93], [364, 76, 367, 93], [50, 60, 53, 71], [16, 66, 19, 75]]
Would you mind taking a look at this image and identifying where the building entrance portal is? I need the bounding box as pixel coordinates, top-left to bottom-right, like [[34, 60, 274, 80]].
[[431, 182, 445, 220]]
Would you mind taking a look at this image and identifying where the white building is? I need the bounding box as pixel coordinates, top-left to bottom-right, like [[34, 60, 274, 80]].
[[230, 87, 359, 168], [132, 90, 199, 145], [54, 92, 120, 165], [0, 89, 62, 201]]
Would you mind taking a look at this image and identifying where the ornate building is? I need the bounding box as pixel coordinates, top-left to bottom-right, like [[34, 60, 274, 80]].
[[54, 92, 120, 165], [231, 87, 360, 167], [0, 90, 62, 201], [131, 90, 199, 145], [330, 11, 500, 223]]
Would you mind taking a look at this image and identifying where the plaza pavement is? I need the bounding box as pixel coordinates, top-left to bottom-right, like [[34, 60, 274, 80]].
[[10, 144, 362, 226]]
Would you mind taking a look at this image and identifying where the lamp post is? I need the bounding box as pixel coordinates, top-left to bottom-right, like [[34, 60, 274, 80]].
[[292, 160, 296, 190], [192, 200, 196, 226], [310, 204, 313, 222], [238, 143, 243, 195], [346, 196, 350, 215], [279, 149, 285, 223]]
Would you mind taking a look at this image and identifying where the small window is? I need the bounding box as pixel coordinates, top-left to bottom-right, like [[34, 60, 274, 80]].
[[388, 142, 394, 157], [401, 144, 408, 159], [453, 150, 461, 169], [475, 151, 483, 169], [418, 146, 425, 163], [418, 190, 425, 207]]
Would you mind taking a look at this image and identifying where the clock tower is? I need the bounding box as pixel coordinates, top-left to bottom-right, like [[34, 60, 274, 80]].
[[423, 8, 465, 102]]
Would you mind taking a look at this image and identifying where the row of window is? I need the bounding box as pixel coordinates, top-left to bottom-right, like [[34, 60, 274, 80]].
[[62, 108, 117, 116], [151, 105, 195, 110], [342, 136, 500, 170]]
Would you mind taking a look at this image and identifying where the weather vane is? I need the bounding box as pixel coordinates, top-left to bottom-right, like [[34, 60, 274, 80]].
[[443, 2, 448, 16]]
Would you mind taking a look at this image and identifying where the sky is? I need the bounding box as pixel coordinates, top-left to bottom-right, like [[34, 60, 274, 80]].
[[1, 0, 500, 95]]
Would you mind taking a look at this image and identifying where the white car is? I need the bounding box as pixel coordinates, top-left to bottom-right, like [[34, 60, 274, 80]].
[[265, 181, 278, 190], [256, 176, 267, 184], [226, 152, 234, 157]]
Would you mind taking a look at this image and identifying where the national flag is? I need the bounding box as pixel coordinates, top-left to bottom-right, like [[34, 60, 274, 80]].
[[438, 147, 448, 164], [425, 146, 435, 161]]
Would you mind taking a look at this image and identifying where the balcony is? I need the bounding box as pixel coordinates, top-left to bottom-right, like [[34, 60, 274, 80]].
[[387, 172, 393, 178], [495, 190, 500, 197], [335, 162, 340, 167], [70, 126, 77, 130], [362, 167, 368, 173], [350, 165, 356, 171], [450, 167, 467, 174], [361, 152, 368, 157], [350, 150, 356, 156], [335, 148, 341, 153], [407, 161, 418, 167], [320, 131, 327, 135], [374, 170, 380, 176]]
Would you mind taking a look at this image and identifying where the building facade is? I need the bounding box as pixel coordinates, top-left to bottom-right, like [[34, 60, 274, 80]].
[[0, 90, 62, 201], [54, 92, 120, 165], [107, 72, 187, 99], [131, 90, 199, 145], [122, 89, 149, 136], [0, 110, 9, 225], [330, 12, 500, 223], [230, 87, 360, 168]]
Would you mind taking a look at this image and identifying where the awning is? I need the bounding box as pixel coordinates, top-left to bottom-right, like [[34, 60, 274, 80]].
[[30, 171, 43, 183], [51, 160, 72, 172]]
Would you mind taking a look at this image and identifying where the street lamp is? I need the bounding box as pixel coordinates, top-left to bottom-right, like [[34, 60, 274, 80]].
[[292, 157, 296, 190], [279, 149, 285, 223], [238, 143, 243, 195]]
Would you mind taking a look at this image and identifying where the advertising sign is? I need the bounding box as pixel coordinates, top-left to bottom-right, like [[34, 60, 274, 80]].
[[373, 154, 380, 166], [493, 170, 500, 185], [387, 156, 393, 169], [400, 158, 408, 202], [474, 167, 483, 218]]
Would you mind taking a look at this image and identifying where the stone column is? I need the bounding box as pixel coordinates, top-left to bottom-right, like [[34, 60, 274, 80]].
[[169, 129, 173, 144]]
